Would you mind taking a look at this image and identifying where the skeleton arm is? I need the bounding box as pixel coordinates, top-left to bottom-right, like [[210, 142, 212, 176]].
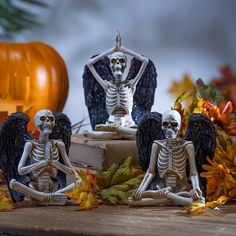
[[120, 46, 149, 88], [87, 48, 115, 91], [132, 142, 159, 199], [186, 143, 202, 200], [51, 141, 74, 175], [18, 142, 48, 175]]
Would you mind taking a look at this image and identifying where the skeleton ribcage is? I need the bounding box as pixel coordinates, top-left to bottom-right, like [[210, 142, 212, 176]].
[[31, 141, 59, 178], [157, 145, 187, 188], [106, 84, 133, 116]]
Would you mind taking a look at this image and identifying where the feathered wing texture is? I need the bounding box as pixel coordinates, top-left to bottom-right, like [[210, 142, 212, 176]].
[[50, 112, 72, 188], [83, 55, 114, 129], [127, 58, 157, 124], [136, 112, 165, 172], [0, 112, 31, 202], [184, 114, 216, 197]]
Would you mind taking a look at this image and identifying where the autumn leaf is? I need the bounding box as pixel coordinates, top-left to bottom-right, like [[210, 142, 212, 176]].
[[172, 98, 189, 137], [201, 149, 236, 201], [169, 74, 196, 104], [96, 156, 143, 205], [96, 162, 119, 188], [210, 65, 236, 113], [66, 169, 100, 210], [195, 79, 224, 105], [0, 189, 15, 212], [185, 196, 228, 216]]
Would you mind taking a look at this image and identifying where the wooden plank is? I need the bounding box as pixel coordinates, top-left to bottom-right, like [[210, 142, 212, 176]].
[[0, 204, 236, 236]]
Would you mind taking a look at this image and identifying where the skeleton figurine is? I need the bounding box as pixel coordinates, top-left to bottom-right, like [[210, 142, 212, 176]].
[[83, 32, 157, 139], [0, 110, 78, 205], [129, 110, 216, 206]]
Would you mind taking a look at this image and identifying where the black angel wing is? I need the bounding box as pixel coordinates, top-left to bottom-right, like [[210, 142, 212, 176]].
[[184, 114, 216, 197], [136, 112, 165, 190], [49, 112, 72, 188], [136, 112, 165, 172], [83, 55, 114, 129], [127, 58, 157, 124], [0, 112, 31, 202]]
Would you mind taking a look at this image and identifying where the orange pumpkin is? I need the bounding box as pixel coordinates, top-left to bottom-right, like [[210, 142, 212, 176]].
[[0, 42, 69, 132]]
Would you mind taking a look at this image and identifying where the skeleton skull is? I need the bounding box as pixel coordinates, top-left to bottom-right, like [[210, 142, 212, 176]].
[[34, 109, 55, 135], [162, 110, 181, 139], [110, 51, 127, 77]]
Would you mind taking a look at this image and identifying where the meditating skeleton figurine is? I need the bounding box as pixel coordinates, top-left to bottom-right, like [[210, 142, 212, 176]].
[[83, 32, 157, 139], [129, 110, 216, 206], [0, 110, 78, 205]]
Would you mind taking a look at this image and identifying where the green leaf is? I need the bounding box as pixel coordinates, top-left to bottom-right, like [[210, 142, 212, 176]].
[[96, 157, 143, 205], [96, 163, 119, 188], [20, 0, 49, 8], [0, 0, 49, 38], [196, 79, 224, 105]]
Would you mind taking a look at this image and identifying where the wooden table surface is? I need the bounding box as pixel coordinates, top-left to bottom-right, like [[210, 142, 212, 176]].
[[0, 204, 236, 236]]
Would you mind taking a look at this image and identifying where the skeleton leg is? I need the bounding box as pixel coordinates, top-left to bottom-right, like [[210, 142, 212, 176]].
[[128, 197, 171, 207], [56, 179, 82, 194], [10, 179, 68, 205], [118, 126, 136, 135], [129, 188, 199, 207], [84, 123, 136, 140], [142, 189, 194, 206], [166, 192, 193, 206], [83, 130, 123, 140], [141, 190, 201, 206], [96, 123, 137, 137]]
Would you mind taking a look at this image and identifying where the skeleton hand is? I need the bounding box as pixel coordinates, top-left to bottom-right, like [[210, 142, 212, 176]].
[[46, 157, 53, 165], [132, 188, 144, 200], [190, 187, 202, 200]]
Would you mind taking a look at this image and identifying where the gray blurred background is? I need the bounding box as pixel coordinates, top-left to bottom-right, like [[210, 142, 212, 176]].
[[13, 0, 236, 127]]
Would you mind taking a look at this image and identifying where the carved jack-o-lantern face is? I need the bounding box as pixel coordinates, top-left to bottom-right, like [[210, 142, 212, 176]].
[[0, 42, 69, 132]]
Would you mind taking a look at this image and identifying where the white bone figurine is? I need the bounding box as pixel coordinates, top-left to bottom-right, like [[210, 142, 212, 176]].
[[83, 32, 157, 139], [129, 110, 206, 206], [9, 110, 79, 205]]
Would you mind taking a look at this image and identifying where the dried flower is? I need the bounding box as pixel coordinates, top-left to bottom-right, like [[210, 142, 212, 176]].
[[211, 65, 236, 113]]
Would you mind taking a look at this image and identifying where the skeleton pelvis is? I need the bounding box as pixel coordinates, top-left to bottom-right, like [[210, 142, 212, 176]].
[[162, 171, 190, 192], [111, 105, 128, 116]]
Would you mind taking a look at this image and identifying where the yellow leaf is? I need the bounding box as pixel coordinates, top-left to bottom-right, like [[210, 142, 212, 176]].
[[169, 74, 196, 102], [66, 169, 100, 210], [79, 192, 98, 210], [185, 196, 228, 216], [0, 189, 15, 212]]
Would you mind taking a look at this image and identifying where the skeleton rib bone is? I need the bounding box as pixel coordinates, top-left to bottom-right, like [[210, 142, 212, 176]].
[[85, 33, 149, 139], [10, 109, 77, 206], [129, 110, 205, 207]]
